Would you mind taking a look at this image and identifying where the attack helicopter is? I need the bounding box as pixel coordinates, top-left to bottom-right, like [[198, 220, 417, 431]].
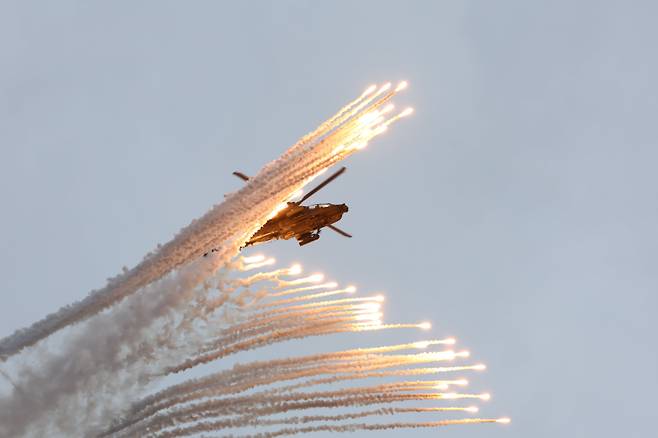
[[235, 166, 353, 247]]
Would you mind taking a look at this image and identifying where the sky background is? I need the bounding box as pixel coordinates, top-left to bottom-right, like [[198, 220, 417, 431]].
[[1, 1, 657, 437]]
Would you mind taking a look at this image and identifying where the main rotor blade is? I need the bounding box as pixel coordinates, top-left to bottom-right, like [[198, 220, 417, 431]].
[[233, 171, 250, 181], [298, 167, 346, 204], [327, 224, 352, 238]]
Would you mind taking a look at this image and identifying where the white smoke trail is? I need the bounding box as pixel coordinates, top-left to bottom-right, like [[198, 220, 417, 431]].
[[0, 258, 217, 436], [0, 257, 367, 436], [114, 342, 464, 429], [0, 254, 337, 435], [211, 418, 507, 438], [119, 387, 492, 437], [107, 339, 489, 437], [215, 406, 482, 429], [0, 82, 409, 360]]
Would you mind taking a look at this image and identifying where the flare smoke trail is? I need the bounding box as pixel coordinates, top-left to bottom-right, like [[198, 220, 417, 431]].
[[94, 257, 505, 438], [0, 81, 409, 360], [0, 255, 507, 437], [0, 82, 508, 437]]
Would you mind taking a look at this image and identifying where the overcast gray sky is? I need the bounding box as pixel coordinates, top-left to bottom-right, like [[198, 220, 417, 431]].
[[1, 1, 657, 437]]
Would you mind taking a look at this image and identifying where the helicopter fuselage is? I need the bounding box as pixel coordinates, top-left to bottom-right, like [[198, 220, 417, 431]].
[[246, 202, 348, 246]]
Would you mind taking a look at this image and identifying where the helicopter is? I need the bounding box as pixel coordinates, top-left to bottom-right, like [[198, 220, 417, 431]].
[[235, 166, 353, 247]]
